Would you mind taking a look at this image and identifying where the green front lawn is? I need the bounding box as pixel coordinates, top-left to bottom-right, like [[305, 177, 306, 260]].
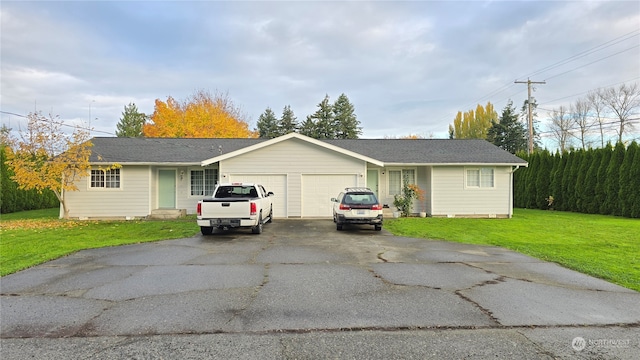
[[385, 209, 640, 292], [1, 208, 198, 276]]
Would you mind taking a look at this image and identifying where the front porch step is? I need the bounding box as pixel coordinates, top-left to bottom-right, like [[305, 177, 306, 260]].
[[149, 209, 186, 220], [383, 208, 398, 219]]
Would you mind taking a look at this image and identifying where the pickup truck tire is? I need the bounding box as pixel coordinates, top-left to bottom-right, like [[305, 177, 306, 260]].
[[200, 226, 213, 235], [336, 224, 343, 231], [252, 215, 263, 234], [266, 206, 273, 223]]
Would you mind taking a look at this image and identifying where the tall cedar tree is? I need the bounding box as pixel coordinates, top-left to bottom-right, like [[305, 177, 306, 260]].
[[513, 151, 528, 207], [583, 149, 602, 214], [630, 143, 640, 218], [535, 150, 552, 209], [603, 142, 626, 215], [333, 93, 362, 139], [143, 90, 256, 138], [549, 151, 562, 209], [559, 152, 574, 211], [256, 107, 279, 138], [619, 141, 637, 217], [278, 105, 298, 135], [524, 153, 539, 208], [575, 149, 592, 212], [566, 150, 582, 211], [596, 144, 613, 214], [487, 101, 528, 154], [115, 102, 146, 137], [553, 153, 568, 211], [448, 102, 497, 139]]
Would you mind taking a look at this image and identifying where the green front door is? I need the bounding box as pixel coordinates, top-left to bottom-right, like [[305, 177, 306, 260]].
[[158, 170, 176, 209], [367, 169, 379, 198]]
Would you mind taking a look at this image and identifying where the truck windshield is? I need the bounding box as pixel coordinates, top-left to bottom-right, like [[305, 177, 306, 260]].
[[214, 186, 257, 198]]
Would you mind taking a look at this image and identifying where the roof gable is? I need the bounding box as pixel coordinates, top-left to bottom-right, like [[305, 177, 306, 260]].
[[200, 133, 384, 166]]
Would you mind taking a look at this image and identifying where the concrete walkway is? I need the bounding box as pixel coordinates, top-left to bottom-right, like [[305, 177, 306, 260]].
[[1, 219, 638, 359]]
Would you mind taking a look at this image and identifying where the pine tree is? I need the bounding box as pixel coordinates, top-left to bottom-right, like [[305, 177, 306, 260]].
[[604, 142, 625, 215], [278, 105, 298, 135], [115, 102, 146, 137], [487, 101, 528, 154], [302, 94, 334, 139], [256, 107, 279, 138], [619, 142, 637, 217], [332, 93, 361, 139]]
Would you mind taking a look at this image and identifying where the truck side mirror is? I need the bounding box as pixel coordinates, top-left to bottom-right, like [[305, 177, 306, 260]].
[[267, 192, 274, 196]]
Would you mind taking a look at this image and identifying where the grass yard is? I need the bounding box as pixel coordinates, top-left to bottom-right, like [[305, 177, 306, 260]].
[[385, 208, 640, 292], [0, 208, 199, 276]]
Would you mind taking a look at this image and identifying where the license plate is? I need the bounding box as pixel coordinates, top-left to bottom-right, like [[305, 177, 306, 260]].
[[212, 219, 231, 226], [357, 210, 366, 215]]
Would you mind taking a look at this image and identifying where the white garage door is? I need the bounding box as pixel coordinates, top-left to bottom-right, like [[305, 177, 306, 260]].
[[302, 174, 358, 217], [229, 174, 287, 218]]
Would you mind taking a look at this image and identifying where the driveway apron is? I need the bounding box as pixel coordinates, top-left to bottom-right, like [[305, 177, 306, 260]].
[[1, 219, 638, 359]]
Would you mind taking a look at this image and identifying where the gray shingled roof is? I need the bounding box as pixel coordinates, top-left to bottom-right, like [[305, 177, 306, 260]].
[[89, 137, 527, 165]]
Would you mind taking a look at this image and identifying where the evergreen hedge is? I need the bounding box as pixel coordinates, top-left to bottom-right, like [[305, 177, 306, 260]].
[[1, 145, 59, 214], [514, 142, 640, 218]]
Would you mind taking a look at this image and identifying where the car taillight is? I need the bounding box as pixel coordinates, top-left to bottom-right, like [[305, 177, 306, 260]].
[[339, 204, 351, 210], [371, 204, 382, 210], [197, 202, 202, 216], [250, 202, 257, 215]]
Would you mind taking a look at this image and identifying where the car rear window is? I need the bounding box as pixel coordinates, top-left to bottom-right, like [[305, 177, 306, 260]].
[[343, 193, 378, 205], [214, 186, 256, 198]]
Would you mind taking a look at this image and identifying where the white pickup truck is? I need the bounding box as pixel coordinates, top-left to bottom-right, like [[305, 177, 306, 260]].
[[196, 183, 274, 235]]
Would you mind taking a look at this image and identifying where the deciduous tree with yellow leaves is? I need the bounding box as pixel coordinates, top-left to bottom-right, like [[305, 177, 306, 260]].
[[6, 112, 93, 219], [448, 102, 498, 139], [143, 90, 257, 138]]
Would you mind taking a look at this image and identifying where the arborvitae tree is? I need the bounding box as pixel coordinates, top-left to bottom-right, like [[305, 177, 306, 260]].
[[115, 102, 146, 137], [566, 150, 583, 212], [278, 105, 298, 135], [535, 150, 552, 209], [596, 144, 613, 214], [524, 153, 540, 208], [513, 151, 528, 207], [256, 107, 279, 138], [549, 151, 562, 209], [604, 142, 626, 215], [583, 149, 602, 214], [550, 152, 566, 210], [575, 148, 592, 212], [629, 143, 640, 218], [332, 93, 362, 139], [619, 142, 637, 217]]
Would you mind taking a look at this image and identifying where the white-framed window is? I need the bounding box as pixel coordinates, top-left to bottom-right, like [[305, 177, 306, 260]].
[[388, 169, 416, 195], [90, 168, 120, 188], [190, 168, 218, 196], [466, 167, 494, 188]]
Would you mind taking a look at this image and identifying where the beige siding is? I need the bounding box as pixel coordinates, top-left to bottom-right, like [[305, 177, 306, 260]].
[[221, 138, 366, 217], [65, 165, 151, 218], [431, 166, 512, 217]]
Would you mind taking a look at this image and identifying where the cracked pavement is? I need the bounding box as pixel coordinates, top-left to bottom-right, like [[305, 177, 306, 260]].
[[1, 219, 639, 359]]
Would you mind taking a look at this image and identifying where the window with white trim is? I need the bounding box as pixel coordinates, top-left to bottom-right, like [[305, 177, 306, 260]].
[[466, 167, 494, 188], [389, 169, 416, 195], [191, 168, 218, 196], [90, 168, 120, 188]]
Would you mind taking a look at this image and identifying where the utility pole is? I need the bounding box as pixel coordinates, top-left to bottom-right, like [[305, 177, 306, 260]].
[[515, 78, 545, 154]]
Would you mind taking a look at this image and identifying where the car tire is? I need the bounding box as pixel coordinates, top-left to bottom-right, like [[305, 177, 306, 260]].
[[336, 224, 343, 231], [201, 226, 213, 235], [252, 215, 263, 234], [375, 225, 382, 231]]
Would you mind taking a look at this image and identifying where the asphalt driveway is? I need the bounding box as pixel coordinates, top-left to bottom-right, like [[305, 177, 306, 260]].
[[1, 219, 638, 359]]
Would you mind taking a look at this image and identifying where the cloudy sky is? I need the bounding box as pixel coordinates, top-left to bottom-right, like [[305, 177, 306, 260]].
[[2, 1, 639, 146]]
